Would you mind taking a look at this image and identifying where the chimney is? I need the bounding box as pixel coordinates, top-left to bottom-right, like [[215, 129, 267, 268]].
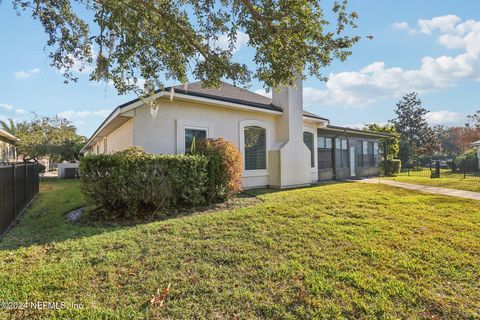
[[272, 78, 304, 143], [270, 77, 312, 188]]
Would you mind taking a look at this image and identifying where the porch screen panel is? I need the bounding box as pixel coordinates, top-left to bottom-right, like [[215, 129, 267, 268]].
[[356, 140, 363, 167], [303, 132, 315, 167], [318, 137, 332, 169], [362, 141, 369, 166], [368, 141, 374, 166], [335, 138, 349, 168], [373, 142, 379, 167], [244, 126, 266, 170]]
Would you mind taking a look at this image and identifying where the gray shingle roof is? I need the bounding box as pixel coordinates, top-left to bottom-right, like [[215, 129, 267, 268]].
[[166, 81, 328, 121]]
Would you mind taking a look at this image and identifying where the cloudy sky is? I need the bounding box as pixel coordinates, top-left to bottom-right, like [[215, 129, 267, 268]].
[[1, 0, 479, 137]]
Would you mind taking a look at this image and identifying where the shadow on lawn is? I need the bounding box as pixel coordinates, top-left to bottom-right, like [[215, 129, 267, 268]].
[[0, 191, 261, 251], [0, 180, 349, 251], [244, 180, 350, 197]]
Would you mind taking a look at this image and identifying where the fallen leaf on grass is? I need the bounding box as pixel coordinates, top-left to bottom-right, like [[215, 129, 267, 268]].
[[150, 283, 171, 307]]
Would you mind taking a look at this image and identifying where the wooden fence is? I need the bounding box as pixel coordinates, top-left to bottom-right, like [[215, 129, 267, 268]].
[[0, 163, 40, 238]]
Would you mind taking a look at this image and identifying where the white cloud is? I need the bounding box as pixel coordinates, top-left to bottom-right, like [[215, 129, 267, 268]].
[[418, 15, 461, 34], [425, 110, 464, 125], [254, 89, 272, 98], [392, 22, 417, 34], [13, 68, 40, 79], [213, 32, 249, 54], [58, 109, 112, 120], [0, 103, 26, 115], [305, 15, 480, 107]]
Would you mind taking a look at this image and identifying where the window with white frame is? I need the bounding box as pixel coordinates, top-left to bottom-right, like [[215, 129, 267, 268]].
[[244, 126, 267, 170], [184, 128, 207, 154], [103, 138, 108, 154], [303, 132, 315, 167]]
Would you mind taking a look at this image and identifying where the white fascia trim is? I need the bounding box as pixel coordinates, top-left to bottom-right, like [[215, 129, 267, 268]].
[[303, 116, 328, 126], [80, 108, 121, 153], [0, 129, 20, 143]]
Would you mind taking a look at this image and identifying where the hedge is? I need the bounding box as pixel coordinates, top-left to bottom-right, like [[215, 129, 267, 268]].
[[454, 149, 479, 172], [80, 147, 209, 218], [380, 159, 402, 176]]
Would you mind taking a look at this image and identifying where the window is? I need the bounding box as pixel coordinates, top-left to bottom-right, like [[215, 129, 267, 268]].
[[335, 138, 349, 168], [96, 144, 100, 155], [103, 138, 108, 154], [318, 136, 333, 169], [368, 141, 374, 166], [184, 128, 207, 154], [303, 132, 315, 167], [244, 126, 266, 170]]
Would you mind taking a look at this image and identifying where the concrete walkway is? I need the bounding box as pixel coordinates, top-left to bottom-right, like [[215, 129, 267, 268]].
[[357, 178, 480, 201]]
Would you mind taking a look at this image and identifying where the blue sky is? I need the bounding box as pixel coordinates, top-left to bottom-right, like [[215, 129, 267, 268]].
[[1, 0, 479, 137]]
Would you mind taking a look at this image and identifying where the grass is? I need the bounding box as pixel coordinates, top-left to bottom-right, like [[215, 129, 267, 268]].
[[383, 169, 480, 192], [1, 179, 479, 319]]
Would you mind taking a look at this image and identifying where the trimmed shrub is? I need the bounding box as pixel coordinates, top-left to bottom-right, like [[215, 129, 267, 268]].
[[380, 159, 402, 176], [80, 147, 208, 219], [197, 138, 243, 202], [454, 149, 479, 172]]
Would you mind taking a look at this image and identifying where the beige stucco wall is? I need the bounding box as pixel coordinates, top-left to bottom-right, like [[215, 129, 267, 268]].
[[86, 96, 324, 188], [133, 98, 280, 188], [87, 118, 134, 155], [107, 118, 134, 153]]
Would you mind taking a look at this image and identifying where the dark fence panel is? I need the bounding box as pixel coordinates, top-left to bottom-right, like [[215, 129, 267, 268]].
[[0, 166, 14, 236], [0, 163, 40, 238], [14, 164, 26, 216]]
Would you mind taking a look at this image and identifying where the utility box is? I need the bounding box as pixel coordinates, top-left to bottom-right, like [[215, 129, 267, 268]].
[[58, 162, 80, 179]]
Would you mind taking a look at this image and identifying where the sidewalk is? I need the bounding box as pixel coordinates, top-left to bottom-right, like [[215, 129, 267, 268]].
[[357, 178, 480, 201]]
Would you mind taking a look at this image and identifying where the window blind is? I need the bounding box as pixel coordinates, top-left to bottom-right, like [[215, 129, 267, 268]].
[[244, 126, 266, 170]]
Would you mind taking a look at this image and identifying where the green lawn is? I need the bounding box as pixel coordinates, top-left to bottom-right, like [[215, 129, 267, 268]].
[[1, 179, 479, 319], [384, 174, 480, 193]]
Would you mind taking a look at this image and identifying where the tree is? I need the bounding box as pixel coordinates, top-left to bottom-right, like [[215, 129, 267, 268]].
[[12, 0, 362, 96], [0, 118, 29, 136], [390, 92, 439, 166], [364, 124, 399, 160], [434, 125, 480, 156], [16, 115, 86, 162], [467, 110, 480, 130]]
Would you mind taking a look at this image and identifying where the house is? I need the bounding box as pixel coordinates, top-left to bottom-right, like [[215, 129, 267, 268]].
[[81, 80, 393, 188], [472, 140, 480, 168], [0, 129, 19, 164]]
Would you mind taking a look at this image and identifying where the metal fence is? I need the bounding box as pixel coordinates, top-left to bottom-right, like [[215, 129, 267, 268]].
[[399, 164, 480, 179], [0, 163, 40, 238]]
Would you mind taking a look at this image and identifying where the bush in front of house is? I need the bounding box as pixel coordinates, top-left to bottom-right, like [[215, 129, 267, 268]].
[[380, 159, 402, 176], [80, 147, 209, 219], [454, 149, 479, 172], [197, 138, 243, 202]]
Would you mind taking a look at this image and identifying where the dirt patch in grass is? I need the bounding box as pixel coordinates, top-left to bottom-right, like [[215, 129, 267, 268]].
[[78, 192, 262, 227]]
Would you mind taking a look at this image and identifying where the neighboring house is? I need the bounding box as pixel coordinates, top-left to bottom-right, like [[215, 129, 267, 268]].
[[472, 140, 480, 168], [0, 129, 19, 164], [81, 80, 392, 188]]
